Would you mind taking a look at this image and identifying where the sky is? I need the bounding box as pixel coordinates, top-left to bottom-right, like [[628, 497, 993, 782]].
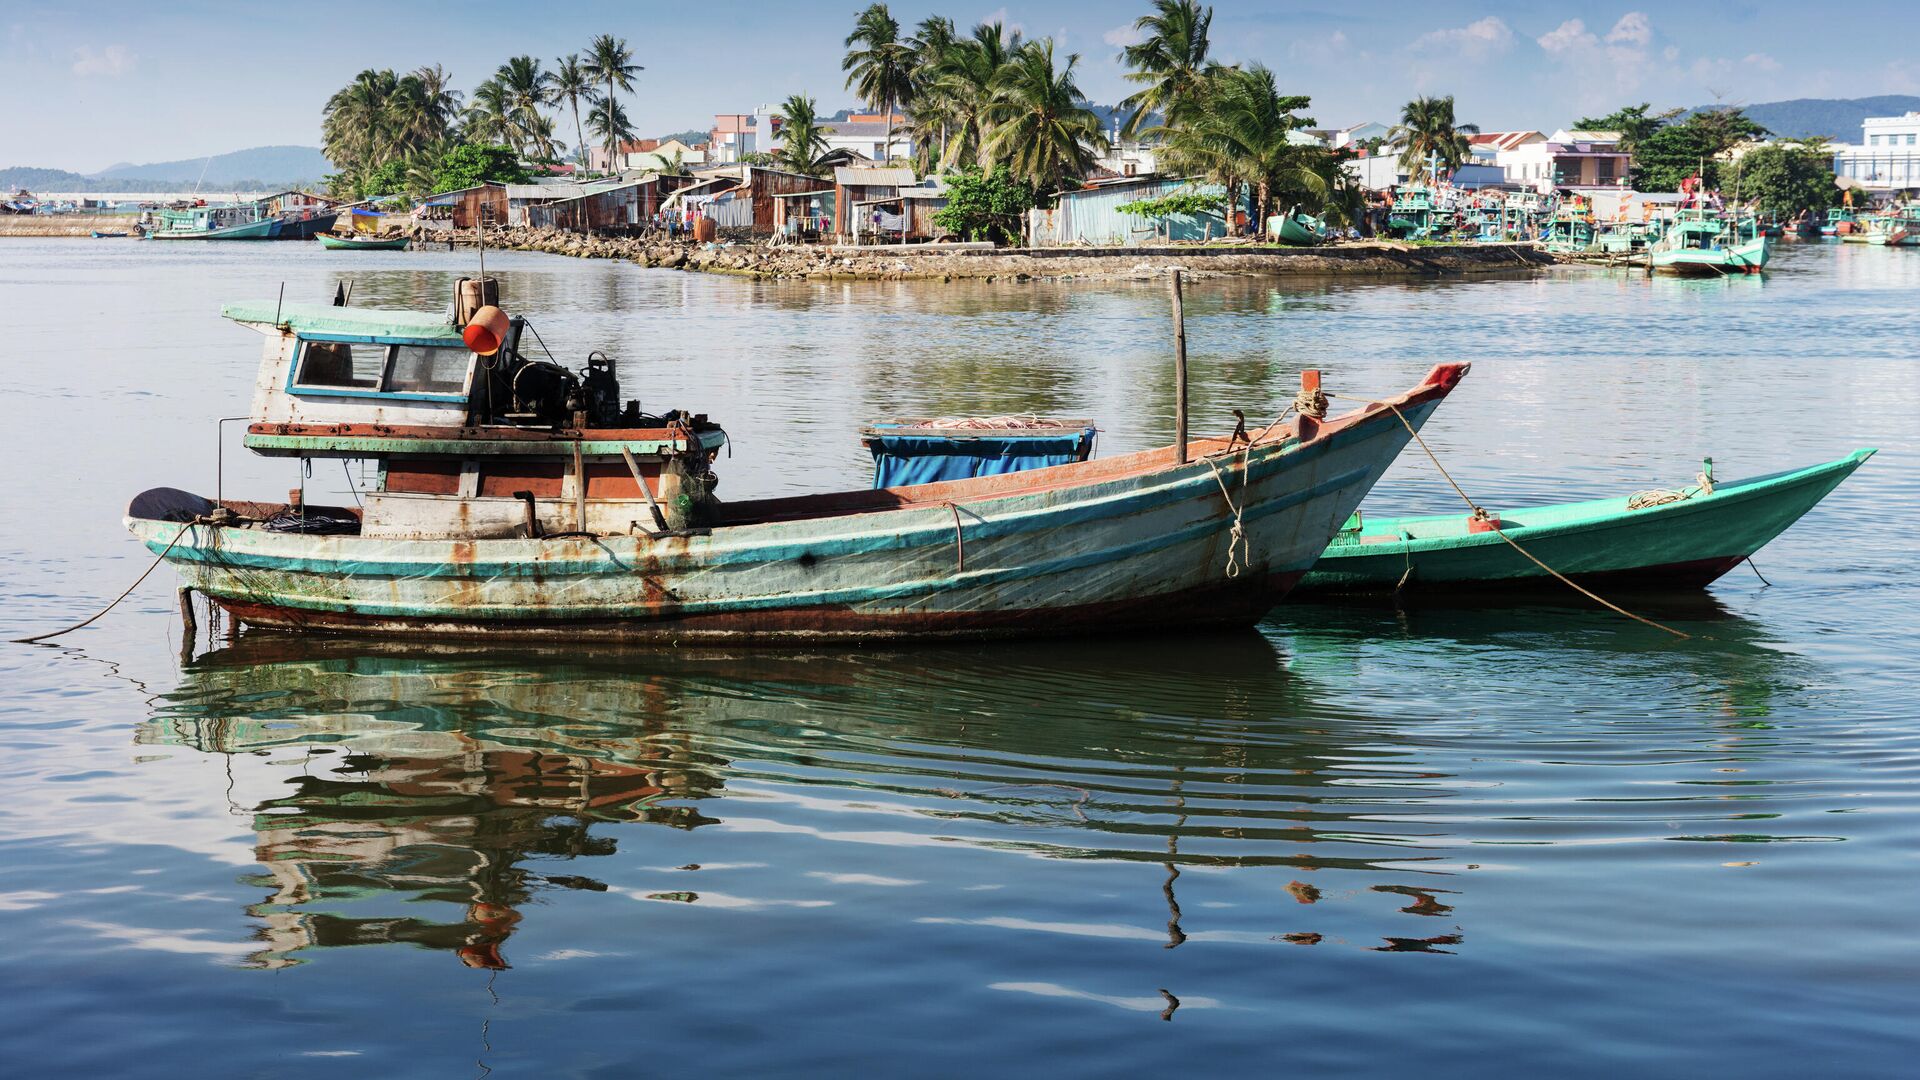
[[5, 0, 1918, 171]]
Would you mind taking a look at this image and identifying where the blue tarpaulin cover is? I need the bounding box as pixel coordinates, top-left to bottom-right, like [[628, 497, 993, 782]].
[[866, 426, 1096, 488]]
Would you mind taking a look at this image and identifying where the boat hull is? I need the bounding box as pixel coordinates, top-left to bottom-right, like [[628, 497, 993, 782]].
[[148, 218, 279, 240], [317, 233, 409, 250], [128, 371, 1466, 643], [1653, 235, 1771, 275], [1295, 450, 1873, 597]]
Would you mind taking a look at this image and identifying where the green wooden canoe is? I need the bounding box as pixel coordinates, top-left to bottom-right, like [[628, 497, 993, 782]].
[[317, 233, 409, 250], [1295, 449, 1874, 597]]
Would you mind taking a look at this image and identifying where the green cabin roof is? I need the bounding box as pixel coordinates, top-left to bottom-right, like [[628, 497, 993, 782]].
[[221, 301, 464, 343]]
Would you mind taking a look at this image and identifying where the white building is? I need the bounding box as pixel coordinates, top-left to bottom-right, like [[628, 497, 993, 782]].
[[821, 114, 913, 164], [1329, 121, 1391, 149], [1833, 112, 1920, 190]]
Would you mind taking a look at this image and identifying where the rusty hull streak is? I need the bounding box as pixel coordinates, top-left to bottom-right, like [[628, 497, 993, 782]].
[[213, 570, 1308, 644]]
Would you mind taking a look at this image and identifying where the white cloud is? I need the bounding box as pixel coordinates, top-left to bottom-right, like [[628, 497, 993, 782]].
[[1605, 12, 1653, 47], [71, 43, 134, 77], [1411, 16, 1514, 60], [979, 8, 1022, 34], [1537, 19, 1597, 55], [1886, 61, 1920, 95], [1744, 52, 1782, 73], [1102, 23, 1144, 49]]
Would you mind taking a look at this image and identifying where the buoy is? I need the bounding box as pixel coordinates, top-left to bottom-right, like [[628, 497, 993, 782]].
[[462, 305, 510, 355]]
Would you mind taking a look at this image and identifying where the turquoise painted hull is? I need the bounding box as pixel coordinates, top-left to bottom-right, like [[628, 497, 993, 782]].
[[148, 217, 279, 241], [1295, 450, 1874, 596], [126, 367, 1470, 643], [1652, 234, 1772, 275], [1271, 212, 1327, 246]]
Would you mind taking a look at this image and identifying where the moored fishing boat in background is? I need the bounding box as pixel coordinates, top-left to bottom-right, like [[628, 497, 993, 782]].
[[1649, 208, 1771, 275], [147, 202, 280, 240], [1861, 203, 1920, 247], [1296, 450, 1874, 597], [125, 286, 1472, 643]]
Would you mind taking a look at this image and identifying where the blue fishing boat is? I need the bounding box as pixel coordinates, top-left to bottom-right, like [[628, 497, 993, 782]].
[[125, 294, 1470, 643]]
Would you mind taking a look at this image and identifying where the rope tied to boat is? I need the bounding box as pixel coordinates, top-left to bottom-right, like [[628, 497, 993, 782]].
[[1326, 393, 1691, 640], [1202, 451, 1251, 579], [942, 501, 966, 572], [12, 520, 201, 645], [1293, 384, 1328, 420]]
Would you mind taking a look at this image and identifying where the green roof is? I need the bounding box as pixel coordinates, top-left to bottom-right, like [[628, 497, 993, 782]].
[[221, 301, 464, 342]]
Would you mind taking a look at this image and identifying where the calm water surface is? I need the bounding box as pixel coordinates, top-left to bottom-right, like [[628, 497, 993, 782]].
[[1, 239, 1917, 1076]]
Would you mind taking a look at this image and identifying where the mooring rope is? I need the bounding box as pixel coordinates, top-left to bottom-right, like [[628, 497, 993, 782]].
[[1201, 453, 1250, 578], [1328, 393, 1691, 640], [12, 522, 197, 645]]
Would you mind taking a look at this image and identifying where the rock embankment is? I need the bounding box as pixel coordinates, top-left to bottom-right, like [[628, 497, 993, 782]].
[[481, 226, 1552, 282]]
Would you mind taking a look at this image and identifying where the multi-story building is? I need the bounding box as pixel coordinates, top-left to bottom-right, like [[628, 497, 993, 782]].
[[1833, 112, 1920, 190]]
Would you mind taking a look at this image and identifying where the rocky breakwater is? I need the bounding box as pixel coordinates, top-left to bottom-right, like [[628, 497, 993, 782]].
[[485, 226, 1553, 282]]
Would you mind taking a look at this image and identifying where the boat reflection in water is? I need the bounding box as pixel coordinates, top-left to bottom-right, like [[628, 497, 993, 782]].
[[140, 605, 1808, 970]]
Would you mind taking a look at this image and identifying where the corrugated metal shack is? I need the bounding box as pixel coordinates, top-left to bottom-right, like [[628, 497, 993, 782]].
[[528, 175, 678, 233], [435, 183, 510, 230], [1029, 178, 1239, 246], [505, 182, 587, 226], [833, 166, 917, 239]]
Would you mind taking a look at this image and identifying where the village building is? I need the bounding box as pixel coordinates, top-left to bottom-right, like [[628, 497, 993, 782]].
[[1831, 112, 1920, 190], [586, 138, 711, 174], [822, 114, 913, 165]]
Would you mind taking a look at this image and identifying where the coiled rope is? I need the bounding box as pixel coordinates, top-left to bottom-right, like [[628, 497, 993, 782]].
[[1201, 445, 1253, 578], [1329, 393, 1690, 640]]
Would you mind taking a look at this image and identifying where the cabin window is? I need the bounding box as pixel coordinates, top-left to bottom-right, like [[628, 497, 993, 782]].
[[387, 345, 472, 395], [296, 341, 387, 388]]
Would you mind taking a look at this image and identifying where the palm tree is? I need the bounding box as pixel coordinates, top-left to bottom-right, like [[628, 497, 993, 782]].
[[464, 79, 519, 149], [1390, 95, 1479, 181], [982, 40, 1107, 193], [495, 56, 553, 156], [409, 65, 462, 140], [587, 34, 642, 171], [323, 68, 400, 173], [551, 54, 599, 168], [774, 94, 831, 176], [1117, 0, 1216, 138], [929, 21, 1023, 168], [842, 4, 915, 164], [907, 15, 959, 165], [587, 95, 636, 169], [1157, 65, 1323, 228]]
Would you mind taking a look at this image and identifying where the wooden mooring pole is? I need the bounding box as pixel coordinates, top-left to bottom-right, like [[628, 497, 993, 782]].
[[1170, 269, 1189, 464]]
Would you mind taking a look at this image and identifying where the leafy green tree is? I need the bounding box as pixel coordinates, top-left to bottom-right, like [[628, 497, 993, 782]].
[[357, 158, 410, 199], [587, 35, 642, 169], [1572, 102, 1678, 154], [433, 144, 530, 193], [1390, 95, 1478, 180], [931, 165, 1035, 244], [322, 68, 458, 194], [1117, 0, 1217, 138], [982, 39, 1108, 193], [1632, 107, 1769, 190], [1735, 138, 1838, 218], [551, 55, 600, 169], [774, 94, 832, 176], [843, 3, 916, 163]]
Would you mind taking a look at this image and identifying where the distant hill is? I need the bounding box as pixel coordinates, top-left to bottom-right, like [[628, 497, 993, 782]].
[[91, 145, 331, 186], [0, 166, 97, 191], [1687, 96, 1920, 140]]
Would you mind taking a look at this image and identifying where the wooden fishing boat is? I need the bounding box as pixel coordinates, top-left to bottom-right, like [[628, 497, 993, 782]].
[[125, 293, 1470, 643], [1294, 450, 1874, 597], [1268, 208, 1328, 245], [1861, 204, 1920, 247], [90, 230, 129, 238], [1649, 209, 1771, 275], [317, 232, 410, 251], [147, 202, 279, 240]]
